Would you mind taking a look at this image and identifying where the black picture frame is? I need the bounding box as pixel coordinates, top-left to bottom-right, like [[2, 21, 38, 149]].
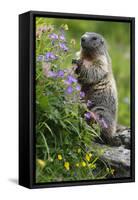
[[19, 10, 135, 189]]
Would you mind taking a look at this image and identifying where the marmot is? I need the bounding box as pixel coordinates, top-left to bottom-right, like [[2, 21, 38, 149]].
[[72, 32, 118, 145]]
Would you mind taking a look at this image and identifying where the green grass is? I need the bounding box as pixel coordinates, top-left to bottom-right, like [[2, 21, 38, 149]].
[[35, 17, 130, 183]]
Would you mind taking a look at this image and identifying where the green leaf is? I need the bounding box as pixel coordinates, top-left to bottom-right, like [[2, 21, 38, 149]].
[[42, 122, 54, 137], [40, 131, 50, 159], [64, 119, 81, 139], [39, 95, 49, 110]]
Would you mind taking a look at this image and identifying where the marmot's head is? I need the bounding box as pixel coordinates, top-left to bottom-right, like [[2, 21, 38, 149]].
[[81, 32, 106, 56]]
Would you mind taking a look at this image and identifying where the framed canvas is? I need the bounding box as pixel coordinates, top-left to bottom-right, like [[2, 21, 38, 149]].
[[19, 11, 135, 189]]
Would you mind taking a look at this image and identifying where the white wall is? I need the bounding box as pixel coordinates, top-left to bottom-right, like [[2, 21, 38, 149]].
[[0, 0, 137, 199]]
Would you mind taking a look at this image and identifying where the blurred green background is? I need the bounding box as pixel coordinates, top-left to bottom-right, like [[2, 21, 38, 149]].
[[36, 17, 130, 127]]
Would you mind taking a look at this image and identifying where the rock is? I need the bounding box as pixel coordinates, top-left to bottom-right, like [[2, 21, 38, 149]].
[[103, 146, 130, 167], [102, 145, 130, 178], [115, 128, 131, 149], [92, 127, 131, 178]]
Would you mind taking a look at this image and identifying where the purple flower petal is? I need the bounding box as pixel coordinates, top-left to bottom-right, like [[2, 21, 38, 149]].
[[66, 86, 73, 94], [37, 55, 43, 62], [57, 70, 64, 77], [67, 75, 77, 84], [45, 52, 58, 61], [84, 112, 92, 120], [45, 52, 52, 60], [76, 85, 81, 91], [80, 91, 85, 98], [87, 100, 93, 108], [100, 118, 108, 128], [49, 33, 58, 40], [50, 53, 56, 59], [59, 34, 65, 41], [47, 71, 57, 78], [59, 42, 68, 51]]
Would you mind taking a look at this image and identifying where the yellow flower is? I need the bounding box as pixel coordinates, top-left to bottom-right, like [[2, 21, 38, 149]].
[[37, 159, 46, 169], [88, 163, 96, 169], [64, 162, 70, 170], [57, 154, 62, 160], [64, 24, 69, 30], [88, 153, 92, 158], [111, 169, 115, 175], [106, 168, 114, 175], [85, 153, 92, 162], [76, 163, 80, 167], [81, 161, 86, 167], [85, 154, 90, 162]]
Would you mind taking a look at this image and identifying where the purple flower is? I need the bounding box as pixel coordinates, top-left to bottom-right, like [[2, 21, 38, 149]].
[[59, 42, 68, 51], [87, 100, 93, 108], [66, 86, 73, 94], [42, 26, 47, 32], [76, 85, 81, 91], [45, 52, 58, 61], [57, 70, 64, 77], [49, 33, 58, 40], [84, 112, 92, 120], [47, 71, 57, 78], [80, 91, 85, 98], [67, 75, 77, 84], [37, 55, 43, 62], [100, 118, 108, 128], [59, 34, 65, 41]]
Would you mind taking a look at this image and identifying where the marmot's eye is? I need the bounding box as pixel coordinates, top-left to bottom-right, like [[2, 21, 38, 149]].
[[92, 37, 97, 40]]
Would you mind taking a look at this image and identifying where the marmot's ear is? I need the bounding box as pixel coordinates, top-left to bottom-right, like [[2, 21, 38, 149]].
[[101, 39, 104, 44]]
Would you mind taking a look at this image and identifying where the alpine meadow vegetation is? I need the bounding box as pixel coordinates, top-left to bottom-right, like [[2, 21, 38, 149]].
[[35, 17, 130, 183]]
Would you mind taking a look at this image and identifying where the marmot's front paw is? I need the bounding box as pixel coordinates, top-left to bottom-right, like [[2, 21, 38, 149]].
[[72, 59, 78, 65], [72, 59, 83, 74], [72, 59, 83, 66]]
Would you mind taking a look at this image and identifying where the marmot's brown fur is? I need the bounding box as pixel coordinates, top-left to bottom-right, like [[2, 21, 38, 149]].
[[73, 32, 118, 145]]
